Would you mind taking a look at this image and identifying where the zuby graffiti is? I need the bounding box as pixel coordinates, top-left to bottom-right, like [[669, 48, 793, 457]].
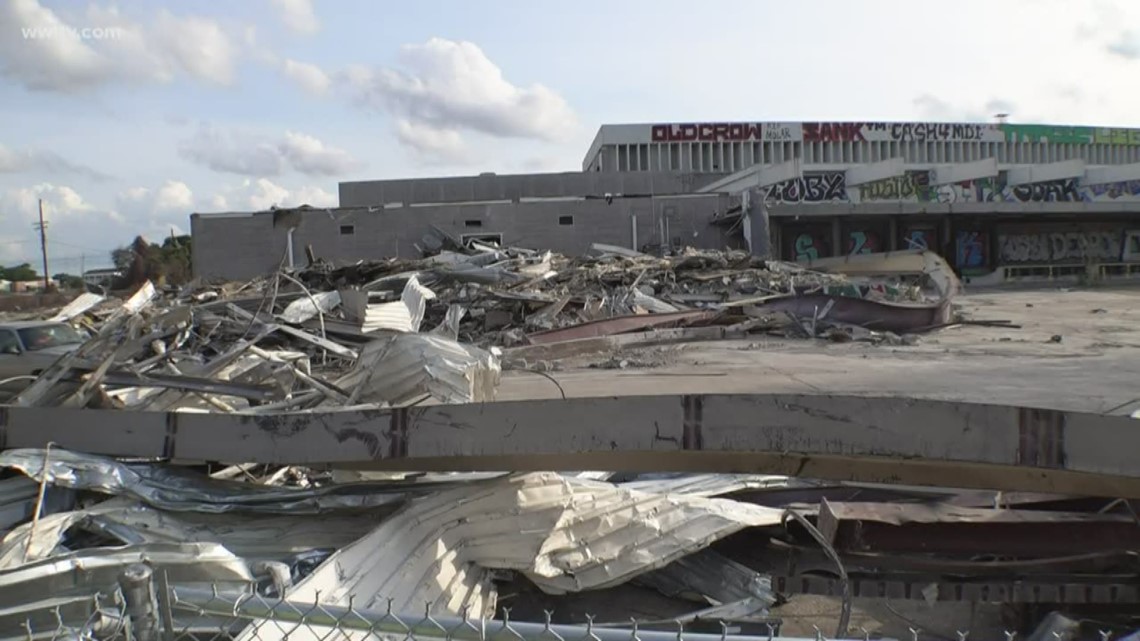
[[766, 173, 847, 204]]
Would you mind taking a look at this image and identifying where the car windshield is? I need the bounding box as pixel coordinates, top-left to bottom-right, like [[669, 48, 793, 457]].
[[16, 325, 87, 352]]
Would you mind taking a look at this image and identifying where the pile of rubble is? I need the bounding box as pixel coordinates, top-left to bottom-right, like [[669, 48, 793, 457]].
[[3, 244, 961, 412], [2, 450, 1138, 640]]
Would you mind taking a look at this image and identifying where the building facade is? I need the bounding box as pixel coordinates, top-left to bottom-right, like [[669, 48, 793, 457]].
[[192, 193, 734, 281], [584, 121, 1140, 173], [192, 120, 1140, 283]]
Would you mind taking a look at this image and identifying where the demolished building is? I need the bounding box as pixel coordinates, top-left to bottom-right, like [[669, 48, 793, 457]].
[[1, 240, 1138, 641]]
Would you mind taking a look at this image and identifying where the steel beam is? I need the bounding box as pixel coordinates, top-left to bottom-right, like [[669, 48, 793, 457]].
[[4, 395, 1140, 496]]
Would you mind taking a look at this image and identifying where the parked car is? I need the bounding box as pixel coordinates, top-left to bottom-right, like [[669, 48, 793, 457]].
[[0, 321, 89, 381]]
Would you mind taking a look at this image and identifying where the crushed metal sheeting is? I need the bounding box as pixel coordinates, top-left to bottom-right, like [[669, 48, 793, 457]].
[[232, 470, 784, 641], [3, 242, 965, 413], [0, 448, 494, 514]]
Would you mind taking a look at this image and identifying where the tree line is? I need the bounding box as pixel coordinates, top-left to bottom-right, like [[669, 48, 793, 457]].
[[1, 234, 192, 292]]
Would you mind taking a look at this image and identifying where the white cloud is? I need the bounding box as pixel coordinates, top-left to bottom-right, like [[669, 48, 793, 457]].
[[282, 58, 330, 95], [271, 0, 319, 34], [393, 119, 470, 164], [292, 185, 337, 208], [179, 126, 362, 177], [0, 143, 109, 180], [344, 38, 578, 158], [0, 0, 238, 92], [1107, 31, 1140, 59], [211, 178, 336, 211], [114, 180, 194, 218], [913, 94, 1020, 122], [279, 131, 361, 175], [0, 183, 127, 269], [154, 180, 194, 210]]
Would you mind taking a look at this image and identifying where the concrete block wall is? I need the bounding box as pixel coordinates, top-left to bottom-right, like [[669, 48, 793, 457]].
[[338, 171, 722, 207], [192, 194, 735, 281]]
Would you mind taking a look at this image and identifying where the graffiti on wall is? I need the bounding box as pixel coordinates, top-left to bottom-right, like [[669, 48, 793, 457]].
[[762, 173, 1140, 205], [850, 176, 1140, 205], [643, 122, 1140, 146], [860, 171, 939, 202], [846, 230, 883, 255], [998, 231, 1124, 264], [649, 122, 806, 143], [1002, 124, 1140, 146], [789, 231, 831, 262], [955, 231, 988, 269], [902, 227, 939, 251], [766, 173, 847, 204]]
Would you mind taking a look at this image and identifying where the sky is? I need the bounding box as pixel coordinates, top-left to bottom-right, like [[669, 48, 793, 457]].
[[1, 0, 1139, 274]]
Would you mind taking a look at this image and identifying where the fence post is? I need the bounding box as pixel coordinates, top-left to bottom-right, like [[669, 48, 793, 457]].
[[118, 563, 160, 641]]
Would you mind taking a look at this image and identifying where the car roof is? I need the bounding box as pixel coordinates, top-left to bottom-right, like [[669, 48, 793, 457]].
[[0, 321, 69, 329]]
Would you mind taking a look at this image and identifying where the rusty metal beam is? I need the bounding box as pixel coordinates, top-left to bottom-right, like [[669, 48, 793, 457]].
[[3, 394, 1140, 496]]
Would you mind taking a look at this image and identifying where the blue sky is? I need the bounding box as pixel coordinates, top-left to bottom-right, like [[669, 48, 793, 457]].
[[1, 0, 1138, 273]]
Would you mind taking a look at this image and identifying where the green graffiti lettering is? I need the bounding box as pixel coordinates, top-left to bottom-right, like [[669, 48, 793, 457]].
[[1001, 124, 1092, 145]]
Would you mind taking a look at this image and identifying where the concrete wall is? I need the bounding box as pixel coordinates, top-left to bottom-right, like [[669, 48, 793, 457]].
[[338, 171, 721, 207], [192, 194, 735, 281]]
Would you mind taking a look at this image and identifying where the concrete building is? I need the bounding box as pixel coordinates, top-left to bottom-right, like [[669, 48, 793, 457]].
[[192, 192, 733, 281], [193, 120, 1140, 283]]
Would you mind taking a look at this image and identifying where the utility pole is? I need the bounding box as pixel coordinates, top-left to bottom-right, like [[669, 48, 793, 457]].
[[33, 199, 50, 290]]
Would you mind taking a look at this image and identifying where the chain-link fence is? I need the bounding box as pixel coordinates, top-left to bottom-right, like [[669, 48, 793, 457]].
[[8, 565, 1121, 641]]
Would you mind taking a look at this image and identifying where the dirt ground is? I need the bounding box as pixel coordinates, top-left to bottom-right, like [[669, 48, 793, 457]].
[[496, 287, 1140, 638], [498, 287, 1140, 415]]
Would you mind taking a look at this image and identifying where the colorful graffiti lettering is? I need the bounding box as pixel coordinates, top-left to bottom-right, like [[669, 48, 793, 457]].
[[955, 231, 987, 269], [998, 231, 1123, 264], [642, 121, 1140, 146], [1094, 129, 1140, 145], [846, 230, 882, 255], [864, 123, 991, 142], [902, 227, 937, 251], [1085, 180, 1140, 200], [793, 233, 823, 261], [802, 123, 866, 143], [859, 171, 938, 202], [767, 173, 847, 204], [1009, 179, 1083, 203], [1000, 124, 1092, 145], [651, 123, 763, 142]]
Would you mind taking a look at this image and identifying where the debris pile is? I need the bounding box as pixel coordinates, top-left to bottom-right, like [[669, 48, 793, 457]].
[[3, 244, 958, 412], [2, 449, 1139, 640]]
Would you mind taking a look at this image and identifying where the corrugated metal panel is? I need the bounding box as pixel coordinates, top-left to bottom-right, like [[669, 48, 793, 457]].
[[618, 473, 799, 497], [332, 333, 500, 406], [0, 500, 388, 568], [361, 274, 436, 333], [48, 293, 105, 322], [279, 291, 341, 324], [0, 448, 480, 514], [238, 471, 784, 641]]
